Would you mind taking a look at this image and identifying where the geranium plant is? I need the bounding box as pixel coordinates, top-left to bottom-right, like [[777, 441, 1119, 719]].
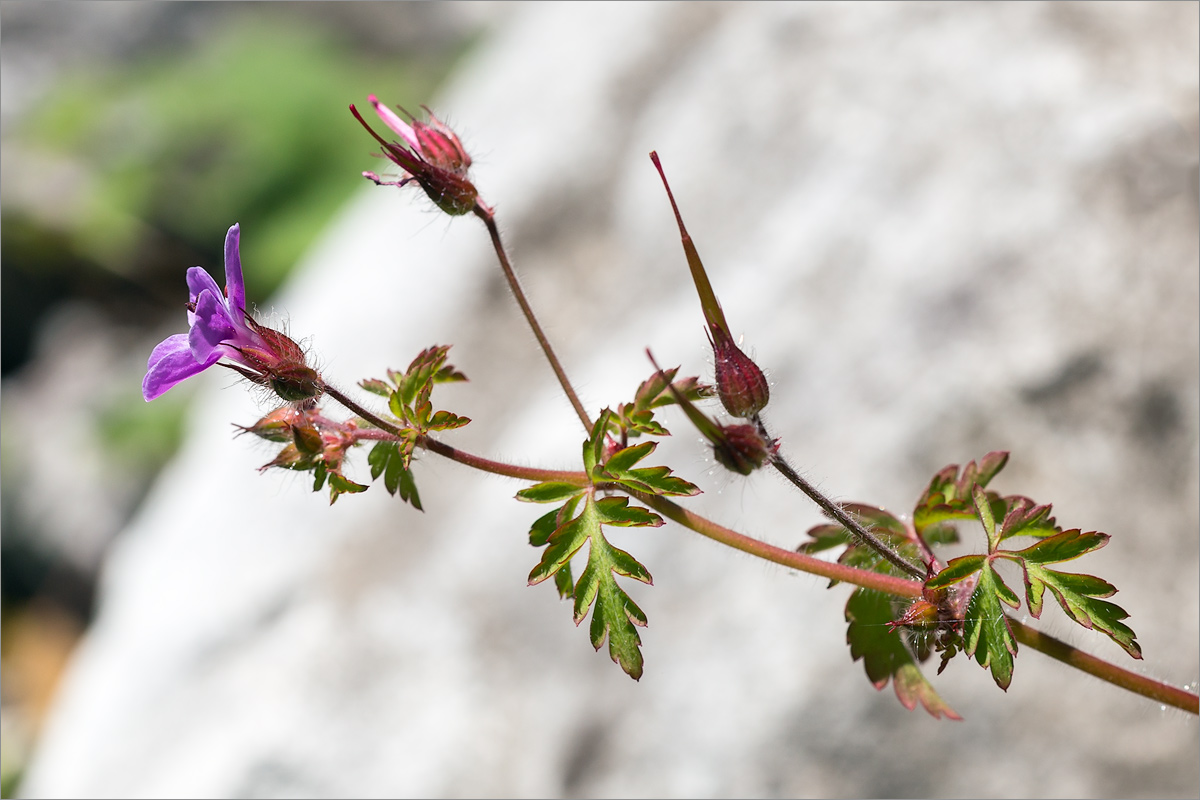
[[142, 96, 1198, 720]]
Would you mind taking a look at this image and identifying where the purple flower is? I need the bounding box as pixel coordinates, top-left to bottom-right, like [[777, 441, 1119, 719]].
[[143, 224, 321, 402]]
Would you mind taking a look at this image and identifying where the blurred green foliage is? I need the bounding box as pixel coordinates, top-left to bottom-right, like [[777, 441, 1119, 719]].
[[12, 15, 465, 306]]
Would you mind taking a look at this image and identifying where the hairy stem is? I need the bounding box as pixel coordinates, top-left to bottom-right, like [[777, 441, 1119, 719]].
[[472, 202, 593, 432], [635, 491, 924, 598], [326, 382, 1195, 714], [1009, 618, 1199, 715], [769, 449, 926, 580]]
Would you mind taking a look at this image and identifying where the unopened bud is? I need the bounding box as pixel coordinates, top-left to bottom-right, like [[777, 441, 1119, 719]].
[[711, 423, 776, 475], [351, 98, 479, 217], [291, 419, 324, 455], [236, 407, 302, 442], [709, 325, 769, 418], [270, 365, 324, 403]]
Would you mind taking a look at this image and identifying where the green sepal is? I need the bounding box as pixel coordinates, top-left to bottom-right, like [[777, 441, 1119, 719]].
[[845, 589, 961, 720]]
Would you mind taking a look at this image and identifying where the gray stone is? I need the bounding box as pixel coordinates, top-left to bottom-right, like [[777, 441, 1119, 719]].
[[23, 3, 1199, 797]]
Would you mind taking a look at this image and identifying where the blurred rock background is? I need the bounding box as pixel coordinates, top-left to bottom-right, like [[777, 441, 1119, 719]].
[[4, 2, 1198, 798]]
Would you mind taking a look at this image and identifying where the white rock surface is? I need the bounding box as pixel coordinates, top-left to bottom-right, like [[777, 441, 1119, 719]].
[[23, 3, 1198, 797]]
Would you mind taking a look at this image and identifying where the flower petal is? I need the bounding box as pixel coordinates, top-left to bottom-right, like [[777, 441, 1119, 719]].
[[189, 289, 239, 361], [223, 223, 246, 322], [143, 333, 219, 400], [368, 94, 420, 151], [186, 266, 223, 306]]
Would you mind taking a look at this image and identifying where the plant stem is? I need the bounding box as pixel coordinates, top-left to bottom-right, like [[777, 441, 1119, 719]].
[[1008, 618, 1199, 715], [769, 450, 926, 580], [636, 491, 924, 598], [323, 383, 587, 484], [325, 382, 1197, 715], [472, 202, 593, 432]]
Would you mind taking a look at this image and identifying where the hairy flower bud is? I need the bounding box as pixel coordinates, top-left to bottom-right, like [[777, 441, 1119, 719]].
[[236, 407, 303, 442], [711, 422, 776, 476], [350, 97, 479, 216], [709, 325, 770, 418]]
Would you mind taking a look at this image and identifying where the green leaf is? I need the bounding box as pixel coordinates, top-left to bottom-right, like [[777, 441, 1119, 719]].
[[516, 481, 587, 504], [358, 378, 392, 397], [604, 441, 657, 474], [366, 440, 422, 510], [427, 409, 470, 432], [845, 589, 961, 720], [594, 496, 663, 527], [527, 490, 654, 680], [433, 364, 468, 383], [925, 554, 986, 591], [327, 472, 368, 504], [595, 436, 701, 498], [912, 452, 1009, 536], [962, 562, 1019, 690], [996, 496, 1061, 541], [973, 484, 1000, 553], [583, 410, 612, 476], [999, 530, 1141, 659]]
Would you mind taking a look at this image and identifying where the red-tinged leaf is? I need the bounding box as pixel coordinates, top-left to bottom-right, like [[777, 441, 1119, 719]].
[[594, 496, 663, 527], [434, 364, 468, 383], [926, 554, 987, 591], [588, 580, 646, 680], [973, 484, 1000, 553], [962, 563, 1018, 690], [583, 410, 612, 476], [427, 409, 470, 431], [327, 472, 368, 505], [553, 563, 575, 600], [1018, 564, 1141, 659], [609, 545, 653, 584], [797, 523, 852, 555], [1005, 529, 1109, 565], [517, 481, 586, 504], [528, 511, 591, 586], [619, 467, 701, 498], [527, 508, 560, 548], [528, 490, 653, 681], [893, 664, 962, 721], [844, 589, 960, 720], [996, 495, 1060, 541], [605, 441, 657, 473], [913, 453, 1009, 535], [358, 378, 392, 397]]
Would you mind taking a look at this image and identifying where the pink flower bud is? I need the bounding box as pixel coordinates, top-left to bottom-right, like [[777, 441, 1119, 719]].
[[350, 98, 479, 217], [709, 325, 770, 418]]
